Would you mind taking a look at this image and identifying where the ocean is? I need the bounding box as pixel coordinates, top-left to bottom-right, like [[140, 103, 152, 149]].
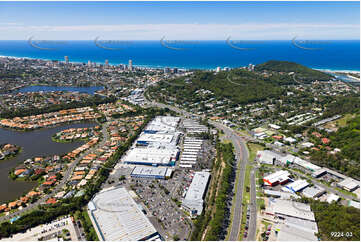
[[0, 40, 359, 71]]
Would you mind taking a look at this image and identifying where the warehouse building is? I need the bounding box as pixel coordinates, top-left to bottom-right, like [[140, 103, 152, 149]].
[[302, 186, 326, 198], [263, 170, 290, 186], [145, 116, 180, 132], [326, 193, 340, 203], [283, 179, 309, 193], [311, 168, 328, 178], [264, 190, 300, 199], [131, 166, 173, 179], [136, 132, 180, 147], [88, 187, 159, 241], [256, 150, 282, 165], [265, 199, 316, 222], [348, 200, 360, 209], [276, 216, 318, 241], [279, 154, 296, 165], [123, 147, 179, 166], [337, 178, 360, 192], [293, 158, 321, 172], [182, 171, 210, 216]]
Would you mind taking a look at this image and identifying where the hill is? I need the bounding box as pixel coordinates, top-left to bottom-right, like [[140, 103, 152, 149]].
[[153, 68, 284, 105], [150, 60, 335, 106], [255, 60, 332, 82]]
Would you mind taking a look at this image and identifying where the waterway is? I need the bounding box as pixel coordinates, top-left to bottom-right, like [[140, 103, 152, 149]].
[[0, 122, 96, 202], [14, 85, 104, 94]]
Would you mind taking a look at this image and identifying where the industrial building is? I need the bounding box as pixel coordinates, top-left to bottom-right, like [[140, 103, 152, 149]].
[[263, 190, 300, 200], [182, 171, 210, 216], [122, 147, 179, 166], [123, 116, 182, 167], [88, 187, 159, 241], [265, 199, 316, 222], [337, 178, 360, 192], [293, 157, 321, 172], [348, 200, 360, 209], [326, 193, 340, 203], [131, 166, 173, 179], [145, 116, 180, 132], [256, 150, 282, 165], [311, 168, 328, 178], [136, 132, 180, 147], [276, 216, 318, 241], [263, 170, 290, 186], [312, 167, 347, 180], [301, 186, 326, 198], [283, 179, 309, 193], [279, 154, 296, 165]]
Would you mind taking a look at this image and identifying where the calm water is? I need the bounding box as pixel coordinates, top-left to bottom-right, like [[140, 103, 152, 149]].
[[0, 122, 96, 202], [0, 40, 359, 71], [15, 85, 104, 94]]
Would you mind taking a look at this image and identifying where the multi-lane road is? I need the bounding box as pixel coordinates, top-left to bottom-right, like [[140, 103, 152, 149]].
[[144, 99, 257, 241]]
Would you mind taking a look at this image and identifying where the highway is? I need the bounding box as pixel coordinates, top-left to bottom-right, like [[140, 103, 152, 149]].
[[144, 98, 257, 241]]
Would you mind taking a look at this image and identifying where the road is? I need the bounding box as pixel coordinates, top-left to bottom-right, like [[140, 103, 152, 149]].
[[0, 123, 109, 223], [144, 98, 256, 241], [246, 167, 257, 241]]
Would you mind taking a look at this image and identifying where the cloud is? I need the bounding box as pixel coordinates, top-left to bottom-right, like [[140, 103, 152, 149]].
[[0, 23, 359, 40]]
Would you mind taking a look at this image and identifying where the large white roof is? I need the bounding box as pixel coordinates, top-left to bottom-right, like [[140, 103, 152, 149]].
[[285, 179, 309, 192], [270, 199, 315, 221], [182, 171, 210, 215], [131, 166, 171, 177], [338, 178, 360, 190], [264, 170, 290, 184], [89, 187, 158, 241]]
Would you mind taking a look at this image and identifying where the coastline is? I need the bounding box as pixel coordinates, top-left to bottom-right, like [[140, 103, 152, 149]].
[[315, 68, 360, 74], [0, 54, 359, 73], [0, 55, 192, 71]]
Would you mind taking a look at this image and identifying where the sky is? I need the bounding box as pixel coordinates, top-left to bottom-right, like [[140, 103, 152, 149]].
[[0, 1, 359, 40]]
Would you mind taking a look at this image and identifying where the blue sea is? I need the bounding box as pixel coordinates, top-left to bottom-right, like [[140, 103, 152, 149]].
[[0, 40, 359, 71]]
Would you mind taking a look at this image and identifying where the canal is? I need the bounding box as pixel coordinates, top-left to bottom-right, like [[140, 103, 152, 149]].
[[0, 122, 97, 202]]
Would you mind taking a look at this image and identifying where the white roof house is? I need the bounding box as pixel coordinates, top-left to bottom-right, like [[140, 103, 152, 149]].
[[269, 124, 281, 130], [284, 137, 297, 143]]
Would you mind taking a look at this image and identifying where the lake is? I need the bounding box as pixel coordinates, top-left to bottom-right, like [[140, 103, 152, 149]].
[[14, 85, 104, 95], [0, 122, 97, 202]]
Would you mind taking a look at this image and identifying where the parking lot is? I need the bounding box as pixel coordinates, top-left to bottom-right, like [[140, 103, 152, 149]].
[[4, 216, 77, 241], [127, 171, 193, 240]]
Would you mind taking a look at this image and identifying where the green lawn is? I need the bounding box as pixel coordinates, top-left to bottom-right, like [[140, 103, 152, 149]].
[[248, 143, 264, 162], [336, 113, 356, 127]]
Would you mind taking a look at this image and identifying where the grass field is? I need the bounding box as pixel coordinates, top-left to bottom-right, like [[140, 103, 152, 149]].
[[248, 143, 264, 162], [336, 113, 356, 127]]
